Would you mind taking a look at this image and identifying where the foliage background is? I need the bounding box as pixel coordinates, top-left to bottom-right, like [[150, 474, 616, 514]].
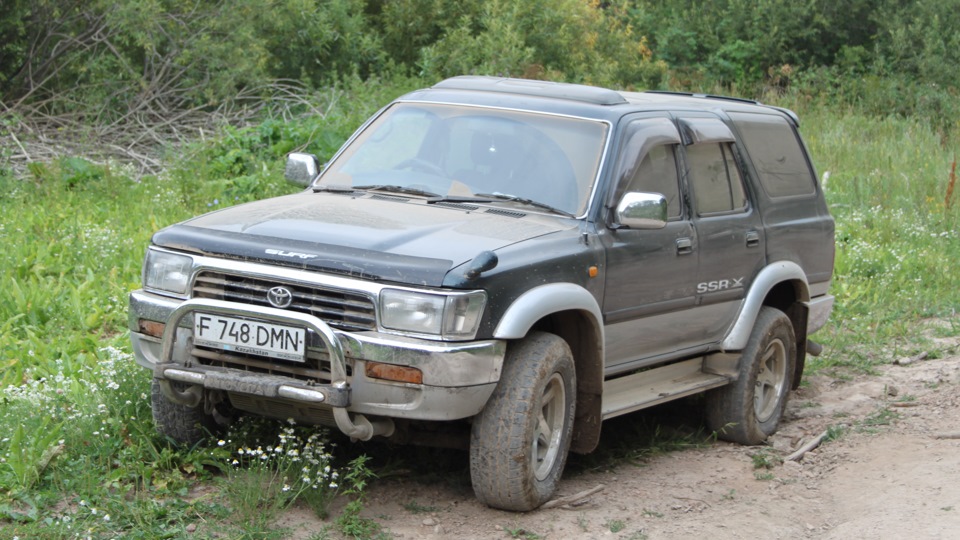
[[2, 0, 959, 125]]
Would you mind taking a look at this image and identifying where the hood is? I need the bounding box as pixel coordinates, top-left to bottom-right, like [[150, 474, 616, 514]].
[[151, 191, 571, 287]]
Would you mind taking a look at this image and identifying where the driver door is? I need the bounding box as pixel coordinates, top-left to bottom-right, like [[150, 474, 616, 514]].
[[601, 115, 704, 372]]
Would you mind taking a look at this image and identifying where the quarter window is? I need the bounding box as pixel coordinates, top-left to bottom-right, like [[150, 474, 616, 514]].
[[728, 112, 816, 198]]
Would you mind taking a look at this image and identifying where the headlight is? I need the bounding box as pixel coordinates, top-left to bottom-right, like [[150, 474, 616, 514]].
[[380, 289, 486, 339], [143, 249, 193, 296]]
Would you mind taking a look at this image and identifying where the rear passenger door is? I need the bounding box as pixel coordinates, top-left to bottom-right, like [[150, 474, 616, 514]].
[[676, 115, 766, 343]]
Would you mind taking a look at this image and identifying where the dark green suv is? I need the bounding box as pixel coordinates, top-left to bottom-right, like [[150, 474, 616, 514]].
[[130, 76, 835, 511]]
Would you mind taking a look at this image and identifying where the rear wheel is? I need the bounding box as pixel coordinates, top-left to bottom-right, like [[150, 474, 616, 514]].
[[469, 332, 576, 511], [706, 306, 796, 445]]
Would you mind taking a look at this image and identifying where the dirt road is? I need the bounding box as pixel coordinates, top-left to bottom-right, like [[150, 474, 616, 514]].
[[282, 333, 960, 539]]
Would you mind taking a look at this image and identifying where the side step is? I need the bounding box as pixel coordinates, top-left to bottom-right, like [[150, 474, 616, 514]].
[[601, 358, 731, 420]]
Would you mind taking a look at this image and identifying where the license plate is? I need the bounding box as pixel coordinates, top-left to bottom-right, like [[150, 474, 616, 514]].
[[193, 313, 306, 363]]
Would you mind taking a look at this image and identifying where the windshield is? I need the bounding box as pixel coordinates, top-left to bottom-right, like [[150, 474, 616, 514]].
[[317, 102, 609, 216]]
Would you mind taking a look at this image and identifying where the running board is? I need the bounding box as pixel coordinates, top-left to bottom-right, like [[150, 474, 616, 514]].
[[601, 358, 731, 420]]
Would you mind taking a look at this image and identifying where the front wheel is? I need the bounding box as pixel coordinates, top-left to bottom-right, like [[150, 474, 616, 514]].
[[706, 306, 796, 445], [151, 379, 223, 446], [469, 332, 576, 511]]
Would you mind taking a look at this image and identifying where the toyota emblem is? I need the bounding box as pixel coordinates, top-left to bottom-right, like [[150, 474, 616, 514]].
[[266, 286, 294, 308]]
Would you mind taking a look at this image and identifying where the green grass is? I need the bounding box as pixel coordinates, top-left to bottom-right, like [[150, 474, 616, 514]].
[[0, 77, 411, 539], [1, 78, 959, 536], [401, 500, 438, 514], [605, 518, 626, 533], [773, 94, 960, 375]]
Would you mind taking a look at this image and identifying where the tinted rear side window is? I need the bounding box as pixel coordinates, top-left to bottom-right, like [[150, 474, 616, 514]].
[[728, 112, 816, 198], [686, 142, 748, 216]]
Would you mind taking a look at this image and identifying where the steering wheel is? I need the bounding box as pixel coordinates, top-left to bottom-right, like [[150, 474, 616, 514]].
[[396, 158, 445, 176]]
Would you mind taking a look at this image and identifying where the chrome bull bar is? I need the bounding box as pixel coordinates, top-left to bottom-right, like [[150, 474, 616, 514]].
[[155, 298, 393, 440]]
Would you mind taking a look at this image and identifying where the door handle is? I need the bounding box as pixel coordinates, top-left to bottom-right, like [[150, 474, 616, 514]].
[[746, 230, 760, 248], [676, 237, 693, 255]]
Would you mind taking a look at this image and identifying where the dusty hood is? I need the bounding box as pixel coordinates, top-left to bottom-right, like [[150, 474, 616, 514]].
[[151, 191, 571, 286]]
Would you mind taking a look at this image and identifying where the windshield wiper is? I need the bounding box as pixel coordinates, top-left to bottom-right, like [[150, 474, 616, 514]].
[[352, 184, 442, 198], [474, 192, 575, 217], [426, 195, 496, 204], [313, 184, 357, 193], [315, 186, 574, 216]]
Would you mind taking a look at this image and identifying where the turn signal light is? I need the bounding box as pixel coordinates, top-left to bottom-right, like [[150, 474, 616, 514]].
[[364, 362, 423, 384], [139, 319, 166, 338]]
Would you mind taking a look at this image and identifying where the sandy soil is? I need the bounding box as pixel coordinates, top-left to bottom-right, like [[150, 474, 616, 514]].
[[280, 331, 960, 540]]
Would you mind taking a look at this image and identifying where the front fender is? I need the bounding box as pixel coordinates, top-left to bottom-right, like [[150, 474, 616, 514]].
[[493, 283, 604, 343], [493, 282, 605, 454]]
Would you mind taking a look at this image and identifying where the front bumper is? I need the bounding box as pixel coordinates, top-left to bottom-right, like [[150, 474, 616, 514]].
[[129, 290, 505, 439]]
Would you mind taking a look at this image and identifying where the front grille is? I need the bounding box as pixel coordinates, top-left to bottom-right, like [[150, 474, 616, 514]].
[[189, 271, 366, 384], [192, 272, 377, 331]]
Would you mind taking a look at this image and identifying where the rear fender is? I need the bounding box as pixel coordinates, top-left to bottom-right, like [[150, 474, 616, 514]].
[[722, 261, 809, 351]]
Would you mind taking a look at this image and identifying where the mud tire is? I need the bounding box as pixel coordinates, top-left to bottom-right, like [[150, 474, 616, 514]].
[[469, 331, 576, 511], [706, 306, 796, 445], [151, 379, 220, 445]]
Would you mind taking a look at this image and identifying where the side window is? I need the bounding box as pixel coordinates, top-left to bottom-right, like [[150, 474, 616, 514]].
[[686, 142, 748, 216], [611, 117, 684, 220], [623, 144, 682, 219], [728, 112, 816, 198]]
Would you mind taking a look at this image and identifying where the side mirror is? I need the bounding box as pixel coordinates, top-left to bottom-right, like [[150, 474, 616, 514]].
[[615, 192, 668, 229], [284, 153, 321, 186]]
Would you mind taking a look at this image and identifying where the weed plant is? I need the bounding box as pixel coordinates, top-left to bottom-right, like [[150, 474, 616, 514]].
[[221, 420, 340, 535], [334, 456, 387, 539]]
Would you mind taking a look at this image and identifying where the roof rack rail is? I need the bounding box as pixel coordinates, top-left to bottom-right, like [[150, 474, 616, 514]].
[[642, 90, 761, 106], [642, 90, 800, 125], [434, 76, 628, 106]]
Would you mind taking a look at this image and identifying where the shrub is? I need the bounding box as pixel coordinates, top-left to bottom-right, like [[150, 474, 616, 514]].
[[414, 0, 666, 88]]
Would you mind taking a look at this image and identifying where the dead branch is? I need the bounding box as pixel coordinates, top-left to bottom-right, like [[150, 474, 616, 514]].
[[1, 79, 335, 178], [786, 430, 829, 462], [673, 495, 711, 508], [6, 130, 31, 162], [933, 432, 960, 440], [541, 484, 605, 509], [946, 154, 957, 210], [895, 352, 929, 366], [890, 401, 920, 408]]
